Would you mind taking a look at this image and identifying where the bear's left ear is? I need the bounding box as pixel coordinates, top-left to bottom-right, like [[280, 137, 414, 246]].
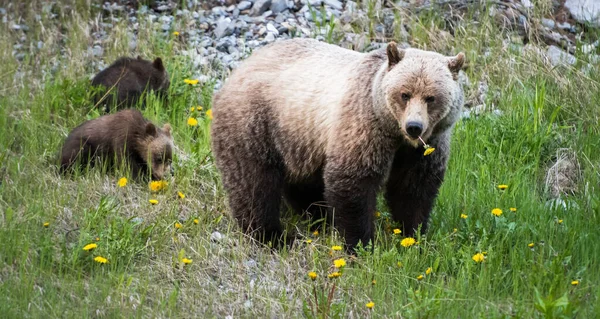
[[387, 42, 405, 69], [162, 123, 171, 137], [448, 52, 465, 79], [152, 58, 165, 72], [145, 123, 158, 137]]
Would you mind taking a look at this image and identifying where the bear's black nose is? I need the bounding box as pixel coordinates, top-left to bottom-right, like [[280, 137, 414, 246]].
[[406, 122, 423, 139]]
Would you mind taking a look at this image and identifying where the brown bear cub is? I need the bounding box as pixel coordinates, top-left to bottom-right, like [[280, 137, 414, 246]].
[[211, 38, 466, 251], [91, 56, 170, 112], [60, 109, 174, 181]]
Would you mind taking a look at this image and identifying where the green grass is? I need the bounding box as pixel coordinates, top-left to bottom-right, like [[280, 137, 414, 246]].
[[1, 1, 599, 318]]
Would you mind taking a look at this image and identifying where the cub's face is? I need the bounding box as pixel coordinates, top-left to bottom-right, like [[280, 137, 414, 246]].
[[140, 123, 174, 180], [149, 57, 170, 95], [382, 44, 465, 147]]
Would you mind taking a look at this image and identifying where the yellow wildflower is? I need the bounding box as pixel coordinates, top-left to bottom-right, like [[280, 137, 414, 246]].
[[375, 211, 381, 217], [117, 177, 127, 187], [423, 147, 435, 156], [95, 237, 100, 241], [366, 301, 375, 309], [206, 109, 213, 120], [417, 275, 424, 281], [372, 279, 376, 285], [197, 106, 203, 111], [393, 228, 401, 235], [190, 106, 195, 112], [149, 180, 168, 192], [453, 228, 458, 233], [510, 207, 517, 212], [184, 79, 199, 85], [528, 243, 534, 248], [94, 256, 108, 264], [187, 117, 198, 126], [173, 31, 180, 36], [498, 184, 508, 190], [83, 243, 98, 251], [472, 253, 485, 263], [571, 280, 579, 286], [327, 272, 341, 278], [178, 191, 185, 199], [182, 258, 192, 264], [175, 222, 182, 229], [333, 258, 346, 268], [313, 230, 319, 236], [460, 214, 468, 219], [425, 267, 432, 275], [491, 208, 503, 217], [306, 239, 312, 244], [331, 245, 342, 251], [43, 222, 50, 227], [400, 237, 416, 247], [558, 219, 563, 224], [397, 261, 403, 268], [308, 271, 317, 280], [149, 199, 159, 205]]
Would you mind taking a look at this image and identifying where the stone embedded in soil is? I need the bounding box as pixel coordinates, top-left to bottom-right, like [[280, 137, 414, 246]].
[[564, 0, 600, 27]]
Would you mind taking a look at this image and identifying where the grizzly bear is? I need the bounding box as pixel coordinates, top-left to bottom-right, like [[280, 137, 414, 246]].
[[210, 38, 465, 251], [60, 109, 174, 181], [91, 56, 170, 112]]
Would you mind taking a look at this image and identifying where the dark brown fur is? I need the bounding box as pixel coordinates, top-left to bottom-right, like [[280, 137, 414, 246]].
[[60, 109, 174, 181], [91, 56, 170, 112]]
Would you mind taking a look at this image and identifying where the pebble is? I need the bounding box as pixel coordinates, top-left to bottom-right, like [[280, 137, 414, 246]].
[[210, 231, 225, 242]]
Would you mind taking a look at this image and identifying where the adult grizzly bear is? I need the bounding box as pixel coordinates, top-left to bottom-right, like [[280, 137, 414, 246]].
[[91, 56, 170, 112], [60, 109, 174, 181], [211, 38, 465, 251]]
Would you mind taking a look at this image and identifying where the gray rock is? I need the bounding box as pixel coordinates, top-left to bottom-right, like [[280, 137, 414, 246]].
[[161, 23, 170, 31], [565, 0, 600, 26], [210, 231, 225, 242], [271, 0, 288, 13], [238, 0, 253, 10], [547, 45, 576, 66], [265, 32, 276, 42], [214, 17, 234, 39], [324, 0, 343, 10], [266, 22, 279, 35], [249, 0, 272, 16], [541, 18, 555, 29], [92, 45, 103, 57]]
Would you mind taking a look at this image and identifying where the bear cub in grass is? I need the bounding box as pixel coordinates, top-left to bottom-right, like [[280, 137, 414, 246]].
[[211, 38, 466, 251], [60, 109, 174, 181], [91, 56, 170, 112]]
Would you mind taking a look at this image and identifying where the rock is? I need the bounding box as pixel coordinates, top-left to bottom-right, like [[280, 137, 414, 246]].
[[214, 17, 234, 39], [547, 45, 576, 66], [545, 148, 580, 198], [238, 0, 252, 10], [564, 0, 600, 26], [249, 0, 272, 16], [265, 32, 276, 42], [266, 22, 279, 35], [541, 18, 555, 29], [92, 45, 103, 57], [210, 231, 225, 242], [521, 0, 534, 8], [324, 0, 343, 10], [271, 0, 288, 13]]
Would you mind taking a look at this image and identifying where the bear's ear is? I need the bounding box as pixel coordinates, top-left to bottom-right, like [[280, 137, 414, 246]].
[[137, 55, 143, 60], [145, 123, 158, 137], [152, 58, 165, 72], [448, 52, 465, 79], [387, 42, 405, 69], [162, 123, 171, 137]]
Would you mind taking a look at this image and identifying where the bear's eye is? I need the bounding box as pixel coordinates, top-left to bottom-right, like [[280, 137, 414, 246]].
[[401, 93, 411, 102], [425, 96, 435, 103]]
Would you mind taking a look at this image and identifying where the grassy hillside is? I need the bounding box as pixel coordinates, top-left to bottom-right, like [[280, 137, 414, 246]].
[[0, 0, 599, 318]]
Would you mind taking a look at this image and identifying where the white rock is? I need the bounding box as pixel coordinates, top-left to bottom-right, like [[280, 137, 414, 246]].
[[547, 45, 577, 66], [210, 231, 225, 242], [564, 0, 600, 26]]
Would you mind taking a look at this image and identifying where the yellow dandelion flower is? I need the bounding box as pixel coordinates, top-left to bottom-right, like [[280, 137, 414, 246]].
[[372, 279, 376, 285], [184, 79, 199, 85], [491, 208, 503, 217], [206, 109, 213, 120], [472, 253, 485, 263], [308, 271, 317, 280], [95, 237, 100, 241], [498, 184, 508, 190], [178, 191, 185, 199], [375, 211, 381, 217], [528, 243, 534, 248], [460, 214, 468, 219], [423, 147, 435, 156], [393, 228, 401, 235], [425, 267, 432, 275], [366, 301, 375, 309], [197, 106, 203, 111], [306, 239, 312, 244], [43, 222, 50, 227], [331, 245, 342, 251], [149, 199, 159, 205], [187, 117, 198, 127], [173, 31, 180, 36], [175, 222, 182, 229], [313, 230, 319, 236], [333, 258, 346, 268], [417, 275, 424, 280], [94, 256, 108, 264], [571, 280, 579, 286], [453, 228, 458, 233], [117, 177, 127, 187], [400, 237, 416, 247], [327, 272, 341, 278], [558, 219, 563, 224], [182, 258, 192, 264], [193, 219, 199, 224], [83, 243, 98, 251], [397, 261, 403, 267], [189, 106, 195, 112], [149, 180, 168, 192], [510, 207, 517, 212]]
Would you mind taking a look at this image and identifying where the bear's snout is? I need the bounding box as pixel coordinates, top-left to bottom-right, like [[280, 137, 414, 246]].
[[405, 121, 423, 139]]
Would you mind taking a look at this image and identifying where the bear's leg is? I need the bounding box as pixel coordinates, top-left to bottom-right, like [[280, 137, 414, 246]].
[[385, 144, 448, 237], [324, 165, 380, 251], [283, 171, 327, 221]]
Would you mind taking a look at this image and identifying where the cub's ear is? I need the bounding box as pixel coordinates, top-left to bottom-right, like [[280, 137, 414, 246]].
[[152, 58, 165, 72], [145, 123, 158, 137], [137, 55, 143, 60], [448, 52, 466, 79], [387, 42, 405, 69], [162, 123, 172, 137]]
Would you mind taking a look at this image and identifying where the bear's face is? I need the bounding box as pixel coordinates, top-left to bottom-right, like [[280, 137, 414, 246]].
[[139, 123, 174, 180], [382, 44, 465, 147], [148, 57, 170, 95]]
